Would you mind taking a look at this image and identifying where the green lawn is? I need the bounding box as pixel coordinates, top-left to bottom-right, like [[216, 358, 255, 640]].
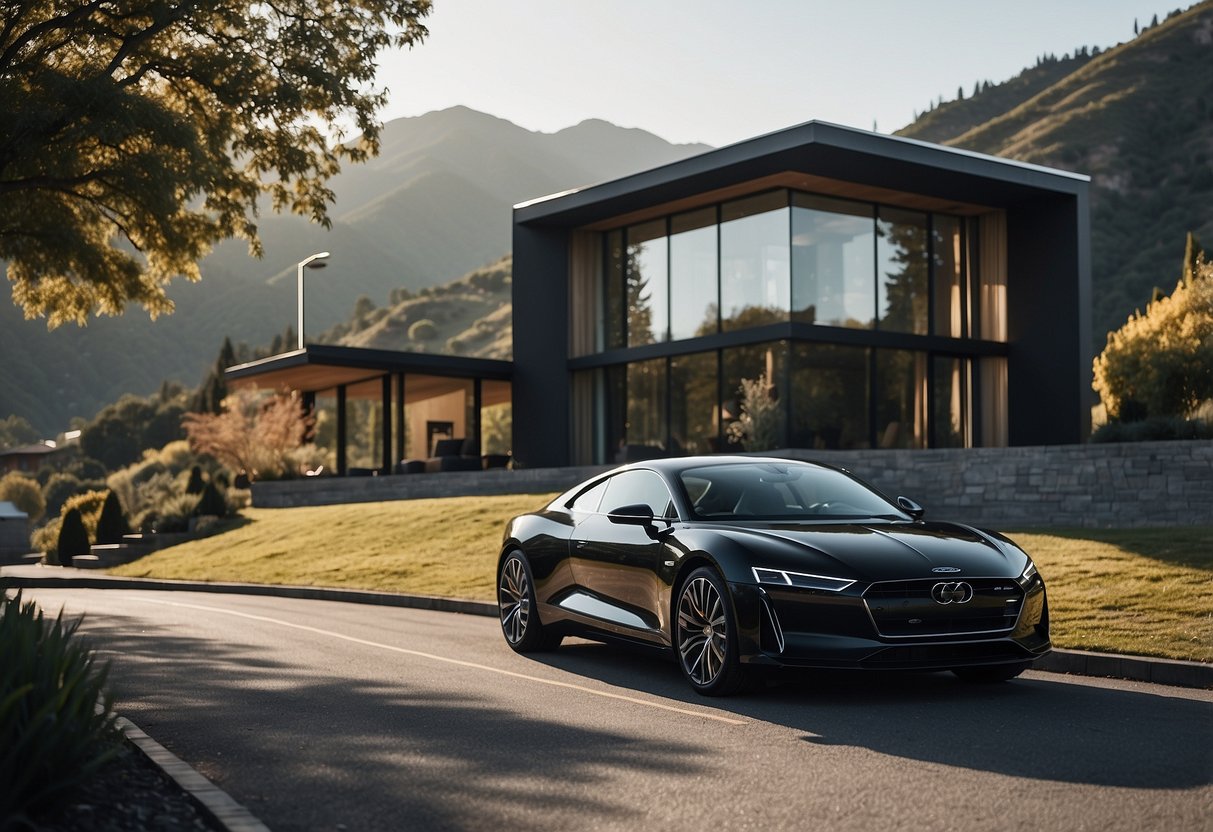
[[110, 498, 1212, 663]]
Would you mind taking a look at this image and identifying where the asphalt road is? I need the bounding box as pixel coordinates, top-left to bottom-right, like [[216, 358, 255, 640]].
[[22, 588, 1213, 832]]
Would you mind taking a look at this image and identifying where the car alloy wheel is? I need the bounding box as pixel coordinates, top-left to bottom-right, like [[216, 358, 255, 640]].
[[676, 567, 745, 695], [497, 550, 561, 653], [499, 554, 530, 645]]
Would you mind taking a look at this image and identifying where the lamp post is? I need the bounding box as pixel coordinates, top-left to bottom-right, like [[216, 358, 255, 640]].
[[296, 251, 330, 349]]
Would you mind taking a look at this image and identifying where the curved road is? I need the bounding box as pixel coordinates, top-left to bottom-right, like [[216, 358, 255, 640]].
[[23, 588, 1213, 832]]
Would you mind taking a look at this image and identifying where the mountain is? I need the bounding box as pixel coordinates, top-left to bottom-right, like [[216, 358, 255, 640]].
[[897, 2, 1213, 348], [0, 108, 709, 434]]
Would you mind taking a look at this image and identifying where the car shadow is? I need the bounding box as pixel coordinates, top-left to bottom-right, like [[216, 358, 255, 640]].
[[530, 638, 1213, 790], [68, 613, 713, 831]]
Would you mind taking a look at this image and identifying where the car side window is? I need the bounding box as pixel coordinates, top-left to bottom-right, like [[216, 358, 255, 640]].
[[569, 479, 608, 513], [601, 470, 678, 519]]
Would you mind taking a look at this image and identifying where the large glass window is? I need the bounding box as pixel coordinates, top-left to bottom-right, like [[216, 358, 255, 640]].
[[626, 357, 667, 456], [933, 215, 966, 338], [792, 194, 875, 328], [604, 229, 625, 350], [877, 207, 929, 334], [722, 341, 787, 452], [720, 192, 789, 331], [670, 208, 719, 340], [790, 343, 870, 449], [933, 356, 970, 448], [874, 349, 927, 449], [670, 351, 718, 456], [626, 220, 668, 346]]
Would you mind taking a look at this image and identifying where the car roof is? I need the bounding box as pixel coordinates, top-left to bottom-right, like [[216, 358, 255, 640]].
[[621, 455, 842, 476]]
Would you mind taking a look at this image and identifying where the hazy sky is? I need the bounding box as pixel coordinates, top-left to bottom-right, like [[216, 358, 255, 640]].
[[375, 0, 1175, 147]]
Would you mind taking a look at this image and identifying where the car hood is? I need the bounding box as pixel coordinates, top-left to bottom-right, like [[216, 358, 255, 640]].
[[702, 520, 1026, 582]]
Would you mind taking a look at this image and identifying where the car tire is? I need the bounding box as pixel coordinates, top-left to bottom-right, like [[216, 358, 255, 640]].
[[675, 566, 747, 696], [498, 550, 561, 653], [951, 661, 1031, 683]]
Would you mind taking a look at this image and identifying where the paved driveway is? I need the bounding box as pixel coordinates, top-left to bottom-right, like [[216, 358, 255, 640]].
[[23, 588, 1213, 832]]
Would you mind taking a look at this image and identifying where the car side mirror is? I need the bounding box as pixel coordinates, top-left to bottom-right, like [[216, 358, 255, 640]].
[[897, 496, 925, 520], [608, 503, 655, 525]]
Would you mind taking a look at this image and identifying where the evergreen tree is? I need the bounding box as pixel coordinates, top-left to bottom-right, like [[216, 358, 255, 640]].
[[193, 482, 228, 518], [186, 465, 206, 494], [55, 508, 91, 565], [95, 491, 131, 545]]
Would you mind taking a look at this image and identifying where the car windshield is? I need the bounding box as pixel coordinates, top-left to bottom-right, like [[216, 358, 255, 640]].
[[678, 462, 908, 521]]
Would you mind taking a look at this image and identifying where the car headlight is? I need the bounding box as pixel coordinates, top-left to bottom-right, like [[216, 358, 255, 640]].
[[1019, 559, 1039, 585], [752, 567, 855, 592]]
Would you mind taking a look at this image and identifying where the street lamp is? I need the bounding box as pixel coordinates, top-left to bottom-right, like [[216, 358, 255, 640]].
[[296, 251, 330, 349]]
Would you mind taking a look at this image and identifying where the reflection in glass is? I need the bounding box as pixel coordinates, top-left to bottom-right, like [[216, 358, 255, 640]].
[[790, 343, 870, 449], [670, 208, 719, 340], [670, 351, 718, 455], [345, 378, 385, 470], [720, 192, 789, 331], [626, 357, 667, 457], [481, 379, 512, 456], [722, 341, 787, 452], [877, 207, 928, 334], [792, 194, 875, 328], [933, 214, 966, 337], [604, 229, 624, 349], [311, 389, 339, 474], [933, 356, 970, 448], [874, 349, 927, 449], [626, 220, 668, 346]]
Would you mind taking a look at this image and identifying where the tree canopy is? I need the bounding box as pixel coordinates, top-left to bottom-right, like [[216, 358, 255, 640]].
[[0, 0, 431, 327]]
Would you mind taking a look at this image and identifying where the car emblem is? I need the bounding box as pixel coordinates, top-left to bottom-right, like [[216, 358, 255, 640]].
[[931, 566, 962, 573], [931, 582, 974, 605]]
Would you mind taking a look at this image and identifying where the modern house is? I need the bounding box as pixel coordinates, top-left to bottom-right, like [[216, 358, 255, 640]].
[[512, 120, 1090, 469], [229, 120, 1089, 476]]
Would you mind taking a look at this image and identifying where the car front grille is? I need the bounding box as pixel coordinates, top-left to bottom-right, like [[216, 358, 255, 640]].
[[863, 578, 1023, 638]]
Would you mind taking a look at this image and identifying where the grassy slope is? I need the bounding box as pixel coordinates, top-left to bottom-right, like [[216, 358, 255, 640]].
[[110, 499, 1213, 664]]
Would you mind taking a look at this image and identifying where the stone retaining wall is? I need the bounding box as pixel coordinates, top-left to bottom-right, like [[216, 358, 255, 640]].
[[252, 441, 1213, 529]]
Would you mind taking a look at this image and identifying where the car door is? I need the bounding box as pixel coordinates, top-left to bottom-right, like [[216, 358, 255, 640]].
[[570, 469, 678, 635]]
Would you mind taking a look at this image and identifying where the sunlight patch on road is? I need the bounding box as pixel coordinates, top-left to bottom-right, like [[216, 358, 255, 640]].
[[130, 596, 747, 726]]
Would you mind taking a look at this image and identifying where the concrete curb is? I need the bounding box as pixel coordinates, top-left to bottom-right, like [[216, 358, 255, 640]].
[[117, 714, 271, 832], [6, 565, 1208, 690], [1034, 647, 1213, 689]]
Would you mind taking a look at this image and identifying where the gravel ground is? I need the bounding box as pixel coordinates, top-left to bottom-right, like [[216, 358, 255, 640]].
[[31, 742, 221, 832]]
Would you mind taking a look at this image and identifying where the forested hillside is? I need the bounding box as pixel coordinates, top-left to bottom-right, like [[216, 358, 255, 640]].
[[898, 2, 1213, 346]]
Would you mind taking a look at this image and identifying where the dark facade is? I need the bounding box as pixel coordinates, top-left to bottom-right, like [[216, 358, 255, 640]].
[[512, 121, 1090, 469]]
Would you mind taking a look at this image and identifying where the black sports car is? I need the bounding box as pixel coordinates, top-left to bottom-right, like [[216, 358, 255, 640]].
[[497, 456, 1050, 695]]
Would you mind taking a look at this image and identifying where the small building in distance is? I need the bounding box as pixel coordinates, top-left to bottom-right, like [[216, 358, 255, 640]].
[[0, 500, 31, 561], [0, 442, 60, 475]]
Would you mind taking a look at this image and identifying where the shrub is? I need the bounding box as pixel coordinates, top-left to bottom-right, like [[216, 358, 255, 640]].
[[1093, 254, 1213, 420], [0, 586, 120, 824], [94, 491, 131, 545], [1090, 416, 1213, 443], [193, 481, 227, 518], [150, 493, 199, 533], [55, 509, 90, 564], [0, 472, 44, 523], [41, 473, 88, 522]]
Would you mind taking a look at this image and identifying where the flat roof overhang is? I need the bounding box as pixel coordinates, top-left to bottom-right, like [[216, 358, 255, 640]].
[[225, 344, 513, 395], [513, 120, 1089, 228]]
